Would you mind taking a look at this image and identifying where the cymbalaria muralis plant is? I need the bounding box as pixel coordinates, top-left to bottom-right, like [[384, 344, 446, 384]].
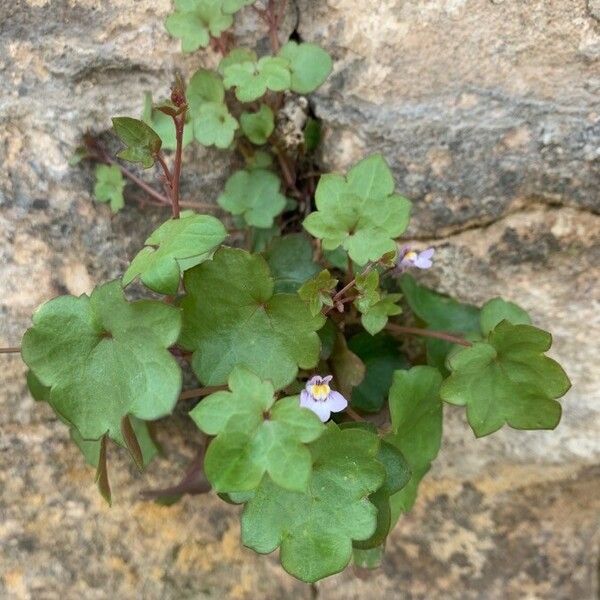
[[8, 0, 571, 584]]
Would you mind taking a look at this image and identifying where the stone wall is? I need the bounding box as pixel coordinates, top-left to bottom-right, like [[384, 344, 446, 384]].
[[1, 1, 599, 598]]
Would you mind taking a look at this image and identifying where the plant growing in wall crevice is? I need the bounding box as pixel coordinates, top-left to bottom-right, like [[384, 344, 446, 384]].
[[3, 0, 571, 584]]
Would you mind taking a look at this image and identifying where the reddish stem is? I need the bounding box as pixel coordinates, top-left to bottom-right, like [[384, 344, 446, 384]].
[[323, 263, 375, 315], [0, 347, 20, 354], [170, 110, 186, 219], [385, 323, 472, 347]]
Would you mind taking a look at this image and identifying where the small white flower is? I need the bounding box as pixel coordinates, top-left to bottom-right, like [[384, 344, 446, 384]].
[[299, 375, 348, 422]]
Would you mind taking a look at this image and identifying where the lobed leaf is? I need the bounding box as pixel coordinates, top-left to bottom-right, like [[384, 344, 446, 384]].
[[440, 321, 570, 437], [240, 104, 275, 145], [217, 169, 286, 228], [264, 234, 320, 293], [278, 41, 333, 94], [165, 0, 233, 53], [241, 425, 386, 582], [179, 247, 325, 390], [190, 367, 324, 492], [21, 281, 182, 442], [303, 155, 411, 265], [94, 164, 125, 213], [123, 212, 227, 294]]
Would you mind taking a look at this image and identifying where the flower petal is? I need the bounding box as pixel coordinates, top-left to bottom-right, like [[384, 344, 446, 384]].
[[306, 375, 321, 387], [326, 390, 348, 412], [322, 375, 333, 384]]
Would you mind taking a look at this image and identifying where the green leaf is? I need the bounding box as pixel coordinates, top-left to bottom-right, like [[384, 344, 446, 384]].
[[479, 297, 531, 336], [70, 417, 158, 469], [223, 55, 291, 102], [142, 93, 193, 151], [112, 117, 162, 168], [248, 225, 280, 252], [240, 104, 275, 145], [298, 269, 338, 316], [217, 169, 286, 227], [165, 0, 233, 53], [348, 333, 408, 413], [179, 247, 325, 390], [400, 274, 481, 373], [440, 321, 570, 437], [303, 155, 411, 265], [354, 270, 381, 313], [222, 0, 254, 13], [245, 149, 273, 170], [385, 366, 443, 522], [264, 234, 320, 293], [218, 48, 257, 74], [278, 41, 333, 94], [190, 367, 324, 492], [187, 68, 225, 109], [93, 165, 125, 212], [26, 371, 159, 470], [123, 212, 227, 295], [353, 440, 410, 549], [21, 281, 182, 442], [241, 425, 386, 582], [69, 146, 89, 166], [361, 294, 403, 336], [303, 117, 322, 152], [192, 102, 239, 149]]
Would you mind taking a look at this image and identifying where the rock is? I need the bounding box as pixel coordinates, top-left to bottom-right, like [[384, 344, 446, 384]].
[[1, 0, 599, 598]]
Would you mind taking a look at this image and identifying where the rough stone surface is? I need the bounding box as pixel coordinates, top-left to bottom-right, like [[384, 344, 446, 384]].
[[1, 1, 599, 599]]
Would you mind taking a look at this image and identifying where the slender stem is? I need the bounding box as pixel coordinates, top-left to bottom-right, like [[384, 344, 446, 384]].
[[385, 323, 472, 347], [106, 156, 171, 205], [323, 263, 375, 315], [0, 347, 21, 354], [170, 110, 186, 219], [156, 153, 173, 185], [179, 385, 227, 401]]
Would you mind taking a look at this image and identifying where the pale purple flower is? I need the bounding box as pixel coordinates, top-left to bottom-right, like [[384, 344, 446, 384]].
[[299, 375, 348, 422], [395, 245, 435, 272]]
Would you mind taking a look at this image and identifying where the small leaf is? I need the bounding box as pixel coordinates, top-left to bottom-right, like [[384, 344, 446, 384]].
[[278, 41, 333, 93], [240, 104, 275, 145], [187, 68, 225, 110], [223, 55, 291, 102], [354, 270, 380, 313], [303, 155, 411, 265], [218, 47, 257, 75], [217, 169, 286, 228], [303, 117, 322, 152], [165, 0, 233, 53], [479, 297, 531, 335], [192, 102, 239, 149], [179, 247, 325, 390], [123, 212, 227, 295], [93, 165, 125, 213], [440, 321, 570, 437], [190, 367, 325, 492], [348, 332, 408, 413], [245, 149, 274, 170], [264, 234, 320, 293], [112, 117, 162, 168], [69, 146, 89, 166], [385, 366, 443, 522], [360, 294, 403, 336], [21, 281, 182, 442], [241, 425, 386, 582], [142, 92, 193, 151], [298, 269, 338, 316]]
